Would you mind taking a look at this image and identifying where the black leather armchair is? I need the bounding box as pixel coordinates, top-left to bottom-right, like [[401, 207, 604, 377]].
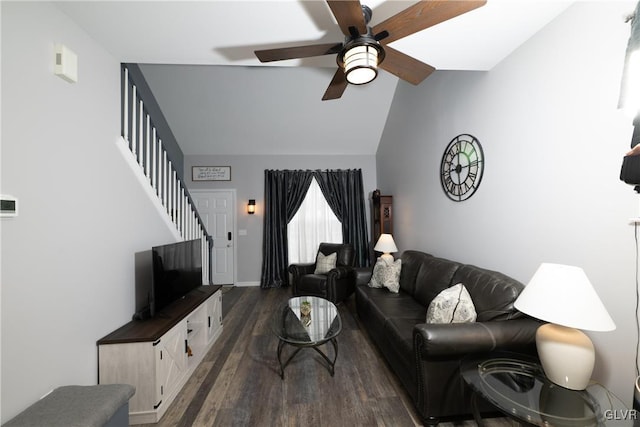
[[289, 243, 355, 304]]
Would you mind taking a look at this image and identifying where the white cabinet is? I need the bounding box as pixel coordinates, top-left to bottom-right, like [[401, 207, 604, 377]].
[[155, 320, 188, 409], [206, 290, 223, 342], [98, 286, 222, 425]]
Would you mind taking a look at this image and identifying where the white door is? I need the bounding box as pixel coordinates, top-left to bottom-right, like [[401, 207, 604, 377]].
[[191, 190, 235, 285]]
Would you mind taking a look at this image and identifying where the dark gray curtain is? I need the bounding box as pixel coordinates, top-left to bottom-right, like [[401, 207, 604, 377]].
[[260, 170, 314, 288], [260, 169, 370, 289], [314, 169, 370, 268]]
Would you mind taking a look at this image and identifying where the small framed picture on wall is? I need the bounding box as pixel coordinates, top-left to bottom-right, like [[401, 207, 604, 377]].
[[192, 166, 231, 181]]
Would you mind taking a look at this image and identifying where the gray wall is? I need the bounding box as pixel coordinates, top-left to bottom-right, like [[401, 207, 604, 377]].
[[1, 3, 178, 421], [137, 63, 398, 157], [185, 154, 377, 284], [376, 1, 637, 404]]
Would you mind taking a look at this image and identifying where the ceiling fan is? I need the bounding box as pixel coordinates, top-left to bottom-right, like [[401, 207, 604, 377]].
[[254, 0, 487, 101]]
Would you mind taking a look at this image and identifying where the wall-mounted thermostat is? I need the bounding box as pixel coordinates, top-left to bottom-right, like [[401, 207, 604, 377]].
[[0, 195, 18, 217]]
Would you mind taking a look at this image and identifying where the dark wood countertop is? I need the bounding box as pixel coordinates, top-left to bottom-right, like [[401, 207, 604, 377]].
[[97, 285, 222, 345]]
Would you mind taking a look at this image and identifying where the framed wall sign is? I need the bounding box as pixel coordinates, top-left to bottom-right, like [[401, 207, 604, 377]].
[[192, 166, 231, 181]]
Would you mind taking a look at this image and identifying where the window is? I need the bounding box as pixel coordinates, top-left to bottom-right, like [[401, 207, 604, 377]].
[[287, 177, 342, 264]]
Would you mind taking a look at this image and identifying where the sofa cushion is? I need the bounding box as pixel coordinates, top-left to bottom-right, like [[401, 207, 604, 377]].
[[452, 264, 524, 321], [426, 283, 477, 324], [411, 257, 461, 308], [358, 286, 424, 323], [385, 316, 424, 396], [317, 242, 354, 268], [314, 251, 337, 274], [296, 274, 329, 297], [397, 251, 432, 296]]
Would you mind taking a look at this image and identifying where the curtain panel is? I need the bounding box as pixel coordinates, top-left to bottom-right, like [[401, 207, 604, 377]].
[[314, 169, 370, 268], [260, 168, 370, 289], [261, 170, 314, 288]]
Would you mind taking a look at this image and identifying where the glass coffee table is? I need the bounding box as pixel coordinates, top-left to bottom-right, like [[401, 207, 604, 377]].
[[461, 352, 631, 426], [271, 296, 342, 379]]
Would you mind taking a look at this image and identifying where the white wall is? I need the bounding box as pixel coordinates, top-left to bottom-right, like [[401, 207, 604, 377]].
[[184, 154, 377, 285], [1, 3, 178, 421], [377, 1, 638, 404]]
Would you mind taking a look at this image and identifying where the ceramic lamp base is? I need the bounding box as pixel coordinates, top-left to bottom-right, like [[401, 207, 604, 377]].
[[378, 253, 394, 265], [536, 323, 594, 390]]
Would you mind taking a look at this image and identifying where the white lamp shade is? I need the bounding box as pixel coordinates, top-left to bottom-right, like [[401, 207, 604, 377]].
[[514, 263, 615, 332], [374, 234, 398, 254]]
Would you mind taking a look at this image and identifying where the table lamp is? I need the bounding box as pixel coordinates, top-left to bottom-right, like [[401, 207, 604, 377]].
[[514, 263, 615, 390], [374, 234, 398, 264]]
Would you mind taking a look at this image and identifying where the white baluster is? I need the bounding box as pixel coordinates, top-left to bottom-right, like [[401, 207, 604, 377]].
[[168, 160, 173, 219], [131, 85, 137, 155], [191, 208, 196, 240], [173, 171, 178, 231], [145, 114, 150, 179], [138, 100, 144, 167], [189, 208, 194, 240], [184, 194, 189, 239], [162, 151, 168, 210], [123, 68, 129, 143], [178, 186, 183, 237], [156, 139, 162, 198], [151, 129, 157, 192]]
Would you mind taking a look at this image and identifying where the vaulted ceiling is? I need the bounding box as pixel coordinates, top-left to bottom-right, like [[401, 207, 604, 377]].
[[54, 0, 573, 155]]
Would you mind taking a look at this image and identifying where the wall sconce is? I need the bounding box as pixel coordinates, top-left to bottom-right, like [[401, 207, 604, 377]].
[[247, 199, 256, 215]]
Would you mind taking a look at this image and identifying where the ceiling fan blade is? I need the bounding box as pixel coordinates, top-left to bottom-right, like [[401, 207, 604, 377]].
[[379, 45, 435, 85], [373, 0, 487, 45], [255, 42, 342, 62], [326, 0, 367, 36], [322, 68, 348, 101]]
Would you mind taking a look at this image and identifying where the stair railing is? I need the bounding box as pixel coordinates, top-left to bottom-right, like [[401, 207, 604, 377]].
[[120, 64, 213, 284]]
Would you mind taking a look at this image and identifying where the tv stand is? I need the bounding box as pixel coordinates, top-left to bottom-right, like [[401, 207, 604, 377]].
[[97, 285, 222, 425]]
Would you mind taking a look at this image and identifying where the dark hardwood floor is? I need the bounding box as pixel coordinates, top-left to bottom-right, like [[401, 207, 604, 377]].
[[141, 286, 512, 427]]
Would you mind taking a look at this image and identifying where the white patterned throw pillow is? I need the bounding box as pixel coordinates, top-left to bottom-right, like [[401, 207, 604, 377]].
[[314, 252, 337, 274], [368, 258, 402, 293], [426, 283, 477, 324]]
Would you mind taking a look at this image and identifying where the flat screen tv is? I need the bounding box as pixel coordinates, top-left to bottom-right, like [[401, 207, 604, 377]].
[[150, 238, 202, 317]]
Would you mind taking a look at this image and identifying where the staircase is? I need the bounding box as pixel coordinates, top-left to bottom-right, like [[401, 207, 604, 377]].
[[120, 63, 212, 284]]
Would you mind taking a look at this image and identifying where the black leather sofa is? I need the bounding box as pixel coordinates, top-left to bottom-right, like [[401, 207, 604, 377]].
[[355, 250, 541, 425]]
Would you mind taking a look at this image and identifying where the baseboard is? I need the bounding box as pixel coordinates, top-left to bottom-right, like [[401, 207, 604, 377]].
[[235, 281, 260, 287]]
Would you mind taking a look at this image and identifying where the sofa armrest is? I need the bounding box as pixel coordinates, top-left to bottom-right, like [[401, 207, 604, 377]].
[[288, 263, 315, 277], [413, 318, 542, 358], [327, 266, 354, 280], [353, 267, 373, 286]]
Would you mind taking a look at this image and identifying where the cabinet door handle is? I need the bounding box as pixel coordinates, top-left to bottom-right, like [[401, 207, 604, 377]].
[[227, 231, 232, 241]]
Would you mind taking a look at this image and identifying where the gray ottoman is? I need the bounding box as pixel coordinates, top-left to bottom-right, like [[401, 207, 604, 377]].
[[3, 384, 135, 427]]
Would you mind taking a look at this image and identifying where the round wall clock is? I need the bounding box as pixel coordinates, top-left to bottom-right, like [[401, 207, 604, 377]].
[[440, 134, 485, 202]]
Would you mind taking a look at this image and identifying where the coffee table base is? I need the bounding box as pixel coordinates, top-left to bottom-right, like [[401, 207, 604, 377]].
[[276, 338, 338, 379]]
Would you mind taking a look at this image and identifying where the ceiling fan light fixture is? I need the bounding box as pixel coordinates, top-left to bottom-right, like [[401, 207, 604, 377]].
[[340, 35, 385, 86], [344, 43, 379, 85]]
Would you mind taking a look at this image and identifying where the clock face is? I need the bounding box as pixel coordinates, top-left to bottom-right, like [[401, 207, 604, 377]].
[[440, 134, 484, 202]]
